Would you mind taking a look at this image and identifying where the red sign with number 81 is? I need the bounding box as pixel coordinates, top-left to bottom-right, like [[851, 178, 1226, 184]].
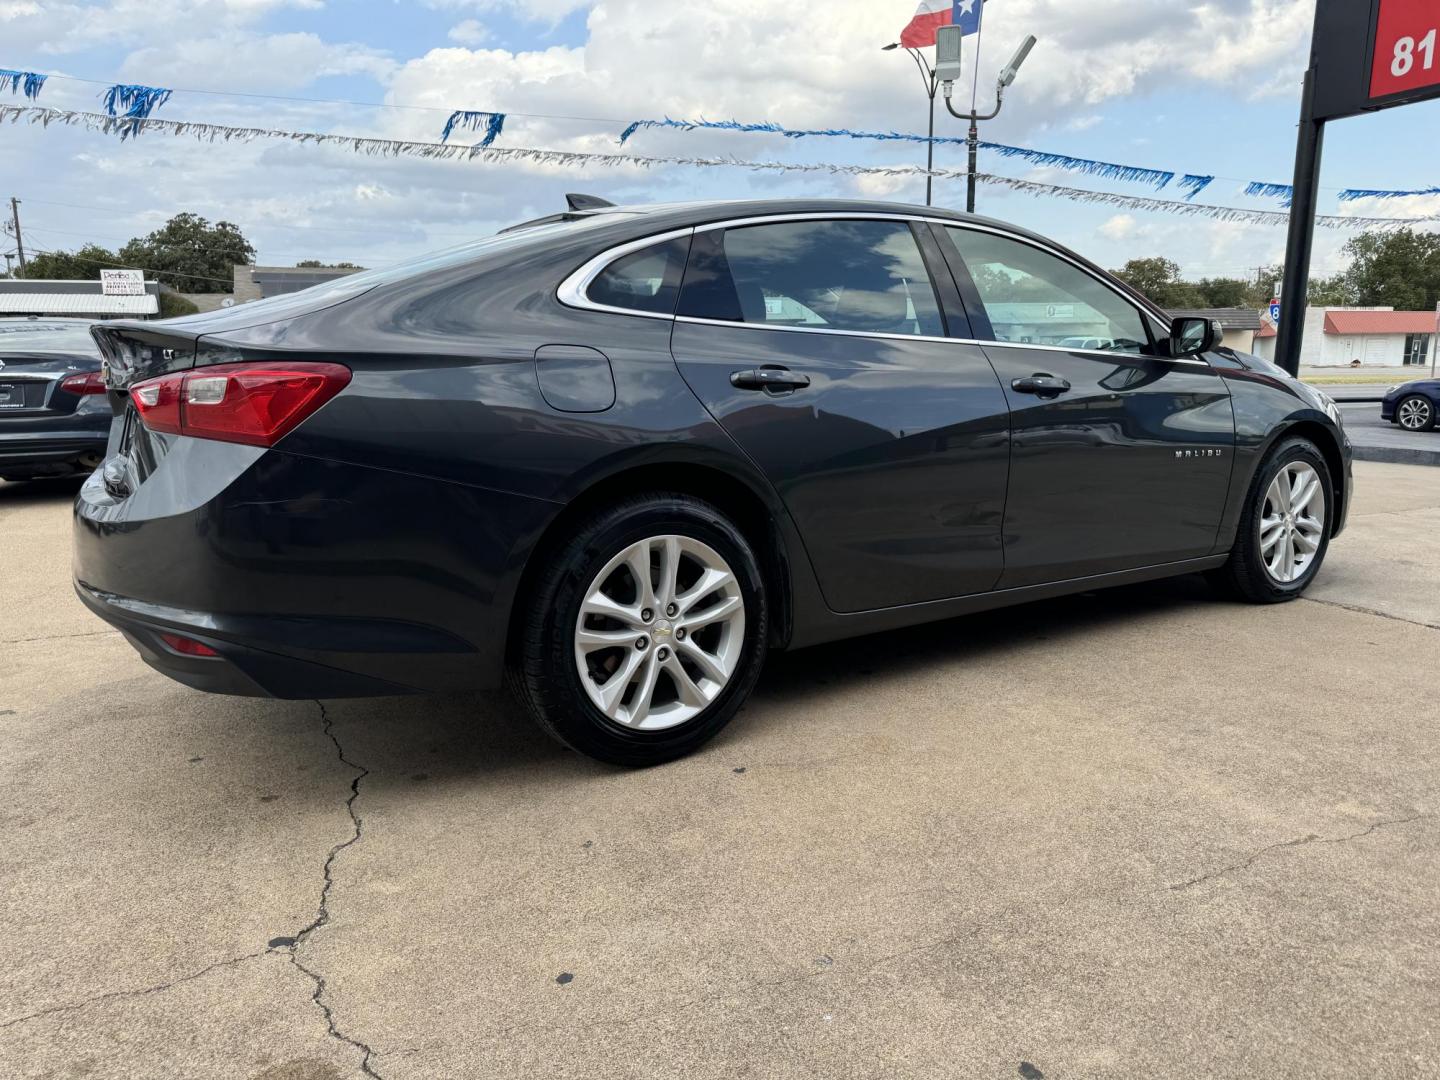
[[1371, 0, 1440, 98]]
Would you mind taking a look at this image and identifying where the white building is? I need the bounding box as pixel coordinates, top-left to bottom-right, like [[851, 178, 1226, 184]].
[[0, 278, 160, 319], [1252, 306, 1437, 368]]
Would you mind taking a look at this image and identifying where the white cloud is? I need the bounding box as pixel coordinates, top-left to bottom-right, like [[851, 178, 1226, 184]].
[[447, 18, 490, 46], [120, 32, 395, 91], [1099, 213, 1140, 240], [424, 0, 593, 24]]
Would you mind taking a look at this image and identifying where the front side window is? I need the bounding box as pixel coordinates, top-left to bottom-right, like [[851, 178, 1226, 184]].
[[585, 235, 690, 315], [678, 219, 944, 337], [947, 227, 1152, 355]]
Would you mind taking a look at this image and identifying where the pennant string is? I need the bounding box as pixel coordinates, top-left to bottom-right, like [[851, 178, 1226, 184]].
[[1338, 186, 1440, 202], [0, 106, 1429, 232]]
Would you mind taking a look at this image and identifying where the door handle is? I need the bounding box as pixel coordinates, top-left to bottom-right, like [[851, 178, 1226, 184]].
[[1012, 374, 1072, 395], [730, 367, 811, 393]]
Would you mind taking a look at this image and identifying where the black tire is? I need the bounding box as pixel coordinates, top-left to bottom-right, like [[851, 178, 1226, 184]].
[[1395, 394, 1436, 432], [1208, 436, 1334, 604], [508, 493, 768, 767]]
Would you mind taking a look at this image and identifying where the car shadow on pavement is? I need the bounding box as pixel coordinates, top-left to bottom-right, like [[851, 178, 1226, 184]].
[[0, 477, 86, 505], [288, 572, 1227, 797], [757, 573, 1220, 706]]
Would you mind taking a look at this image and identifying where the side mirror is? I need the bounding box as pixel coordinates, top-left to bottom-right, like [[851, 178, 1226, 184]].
[[1170, 316, 1222, 357]]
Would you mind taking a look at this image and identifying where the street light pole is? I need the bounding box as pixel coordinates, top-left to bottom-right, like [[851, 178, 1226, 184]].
[[940, 32, 1036, 214], [883, 43, 939, 206]]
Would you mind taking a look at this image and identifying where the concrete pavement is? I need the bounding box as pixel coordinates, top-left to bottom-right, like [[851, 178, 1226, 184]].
[[1, 464, 1437, 1079]]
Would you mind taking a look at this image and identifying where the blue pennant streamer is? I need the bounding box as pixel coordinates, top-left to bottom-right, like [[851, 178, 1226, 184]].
[[103, 83, 172, 118], [102, 83, 172, 139], [1244, 182, 1294, 207], [1338, 186, 1440, 202], [1177, 174, 1214, 201], [978, 141, 1174, 189], [621, 117, 1177, 189], [620, 116, 969, 148], [0, 69, 47, 100], [441, 110, 505, 147]]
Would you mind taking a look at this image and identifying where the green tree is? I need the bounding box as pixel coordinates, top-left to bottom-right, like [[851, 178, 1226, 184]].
[[1338, 227, 1440, 310], [295, 259, 362, 269], [1307, 273, 1355, 308], [1111, 257, 1202, 308], [118, 212, 255, 293], [17, 243, 122, 280], [1193, 276, 1253, 308], [157, 291, 200, 318]]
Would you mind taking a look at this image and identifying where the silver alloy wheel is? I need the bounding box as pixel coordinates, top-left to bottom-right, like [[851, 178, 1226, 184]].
[[574, 534, 746, 731], [1398, 396, 1433, 430], [1259, 462, 1326, 585]]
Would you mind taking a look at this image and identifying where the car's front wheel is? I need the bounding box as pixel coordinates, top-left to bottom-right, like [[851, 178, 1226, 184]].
[[1395, 394, 1436, 432], [510, 493, 768, 766], [1209, 437, 1333, 603]]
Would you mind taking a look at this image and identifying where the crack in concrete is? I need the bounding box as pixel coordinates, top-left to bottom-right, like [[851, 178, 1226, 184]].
[[267, 700, 382, 1078], [0, 950, 268, 1030], [1301, 595, 1440, 632], [1170, 814, 1427, 891], [1, 629, 120, 645], [1, 701, 383, 1080]]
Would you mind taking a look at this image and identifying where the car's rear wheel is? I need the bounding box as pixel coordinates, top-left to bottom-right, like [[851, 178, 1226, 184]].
[[1209, 437, 1333, 604], [1396, 394, 1435, 431], [510, 493, 768, 766]]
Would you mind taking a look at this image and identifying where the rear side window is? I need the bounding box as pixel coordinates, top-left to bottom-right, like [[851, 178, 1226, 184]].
[[678, 219, 944, 337], [586, 236, 690, 315]]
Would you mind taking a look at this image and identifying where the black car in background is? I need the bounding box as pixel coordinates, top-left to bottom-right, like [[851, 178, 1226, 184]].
[[0, 317, 110, 482], [1381, 377, 1440, 431], [74, 198, 1352, 765]]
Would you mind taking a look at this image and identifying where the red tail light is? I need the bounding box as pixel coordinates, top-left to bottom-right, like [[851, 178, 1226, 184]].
[[59, 371, 107, 395], [159, 632, 219, 657], [130, 362, 351, 448]]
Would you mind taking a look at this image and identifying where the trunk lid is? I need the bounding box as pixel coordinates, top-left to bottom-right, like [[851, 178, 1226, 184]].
[[0, 318, 104, 418]]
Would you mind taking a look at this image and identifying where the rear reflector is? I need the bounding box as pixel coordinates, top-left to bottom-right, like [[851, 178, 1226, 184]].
[[159, 632, 219, 657], [130, 362, 351, 448], [59, 371, 107, 395]]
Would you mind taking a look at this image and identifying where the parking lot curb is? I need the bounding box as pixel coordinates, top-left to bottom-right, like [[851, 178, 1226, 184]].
[[1351, 444, 1440, 467]]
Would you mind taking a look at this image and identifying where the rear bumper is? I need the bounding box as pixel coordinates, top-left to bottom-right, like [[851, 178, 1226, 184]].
[[75, 581, 429, 697], [0, 421, 109, 476], [73, 444, 560, 697]]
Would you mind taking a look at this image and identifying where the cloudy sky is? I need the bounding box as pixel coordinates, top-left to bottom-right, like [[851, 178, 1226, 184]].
[[3, 0, 1439, 285]]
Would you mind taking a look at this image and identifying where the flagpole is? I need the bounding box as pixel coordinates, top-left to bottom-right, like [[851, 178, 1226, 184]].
[[967, 0, 986, 213]]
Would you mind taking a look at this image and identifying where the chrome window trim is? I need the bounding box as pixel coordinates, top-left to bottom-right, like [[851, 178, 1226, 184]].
[[557, 211, 1204, 366], [674, 316, 1208, 366], [556, 225, 696, 320], [674, 315, 958, 347]]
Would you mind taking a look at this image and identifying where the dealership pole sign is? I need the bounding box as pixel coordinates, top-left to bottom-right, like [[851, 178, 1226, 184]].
[[1275, 0, 1440, 376]]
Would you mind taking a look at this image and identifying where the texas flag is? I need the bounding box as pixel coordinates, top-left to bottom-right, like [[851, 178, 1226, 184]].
[[899, 0, 983, 49]]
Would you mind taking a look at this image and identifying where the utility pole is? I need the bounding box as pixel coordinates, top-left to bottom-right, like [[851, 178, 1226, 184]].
[[9, 197, 25, 273]]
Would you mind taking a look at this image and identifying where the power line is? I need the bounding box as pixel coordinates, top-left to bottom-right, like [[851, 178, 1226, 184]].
[[21, 243, 238, 286]]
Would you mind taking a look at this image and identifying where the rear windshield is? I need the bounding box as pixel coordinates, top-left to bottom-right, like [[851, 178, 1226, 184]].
[[0, 321, 99, 355], [231, 215, 623, 317]]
